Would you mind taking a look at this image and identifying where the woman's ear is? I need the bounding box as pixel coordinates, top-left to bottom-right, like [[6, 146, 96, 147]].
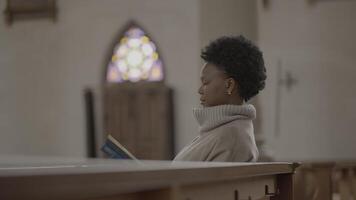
[[225, 78, 236, 95]]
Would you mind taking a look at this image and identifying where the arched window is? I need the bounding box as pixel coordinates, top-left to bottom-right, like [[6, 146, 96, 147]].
[[106, 22, 164, 83]]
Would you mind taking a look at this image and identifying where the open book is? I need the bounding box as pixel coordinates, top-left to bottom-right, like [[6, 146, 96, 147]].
[[101, 134, 138, 160]]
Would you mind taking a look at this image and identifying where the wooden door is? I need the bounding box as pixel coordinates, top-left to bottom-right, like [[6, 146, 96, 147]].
[[104, 83, 174, 160]]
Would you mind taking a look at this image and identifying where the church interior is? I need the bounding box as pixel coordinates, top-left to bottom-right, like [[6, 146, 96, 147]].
[[1, 0, 356, 199]]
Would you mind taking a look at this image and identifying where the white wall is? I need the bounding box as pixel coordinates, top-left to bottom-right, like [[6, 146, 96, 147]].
[[0, 0, 200, 156], [257, 0, 356, 160]]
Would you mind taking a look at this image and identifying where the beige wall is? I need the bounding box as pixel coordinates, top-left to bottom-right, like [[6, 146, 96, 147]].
[[200, 0, 257, 48], [257, 0, 356, 160], [0, 0, 200, 156]]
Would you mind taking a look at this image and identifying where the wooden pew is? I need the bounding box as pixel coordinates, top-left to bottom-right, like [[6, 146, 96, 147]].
[[0, 157, 297, 200], [293, 162, 356, 200], [334, 163, 356, 200]]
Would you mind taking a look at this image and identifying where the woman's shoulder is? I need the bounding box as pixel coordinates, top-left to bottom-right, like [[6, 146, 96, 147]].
[[216, 119, 252, 135], [213, 122, 254, 146]]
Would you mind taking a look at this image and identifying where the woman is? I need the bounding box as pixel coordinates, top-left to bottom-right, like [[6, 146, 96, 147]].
[[173, 36, 266, 162]]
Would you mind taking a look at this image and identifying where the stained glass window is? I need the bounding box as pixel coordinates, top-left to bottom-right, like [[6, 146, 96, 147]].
[[106, 25, 164, 83]]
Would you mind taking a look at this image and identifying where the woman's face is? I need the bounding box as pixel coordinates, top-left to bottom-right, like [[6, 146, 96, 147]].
[[198, 63, 230, 107]]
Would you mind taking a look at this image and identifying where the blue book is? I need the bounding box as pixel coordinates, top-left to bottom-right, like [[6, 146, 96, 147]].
[[101, 134, 137, 160]]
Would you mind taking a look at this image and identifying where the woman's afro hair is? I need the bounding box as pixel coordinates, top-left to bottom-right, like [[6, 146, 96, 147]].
[[201, 35, 266, 101]]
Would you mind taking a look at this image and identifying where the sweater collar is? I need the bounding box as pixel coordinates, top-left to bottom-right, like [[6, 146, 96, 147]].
[[193, 104, 256, 133]]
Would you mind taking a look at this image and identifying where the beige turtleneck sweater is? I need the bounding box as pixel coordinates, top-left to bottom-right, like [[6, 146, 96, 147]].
[[173, 104, 258, 162]]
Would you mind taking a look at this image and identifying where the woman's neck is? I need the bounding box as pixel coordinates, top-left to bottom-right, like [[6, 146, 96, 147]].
[[226, 95, 244, 105]]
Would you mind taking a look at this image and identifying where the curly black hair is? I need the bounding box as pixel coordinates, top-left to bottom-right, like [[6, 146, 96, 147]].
[[201, 35, 266, 101]]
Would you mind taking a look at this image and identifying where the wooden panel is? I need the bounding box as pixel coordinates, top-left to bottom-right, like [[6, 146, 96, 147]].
[[4, 0, 57, 25], [293, 162, 356, 200], [90, 188, 176, 200], [294, 163, 333, 200], [272, 174, 293, 200], [103, 83, 173, 160], [181, 176, 276, 200]]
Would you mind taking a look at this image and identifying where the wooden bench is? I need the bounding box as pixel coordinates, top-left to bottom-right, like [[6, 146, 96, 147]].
[[0, 157, 297, 200], [293, 161, 356, 200]]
